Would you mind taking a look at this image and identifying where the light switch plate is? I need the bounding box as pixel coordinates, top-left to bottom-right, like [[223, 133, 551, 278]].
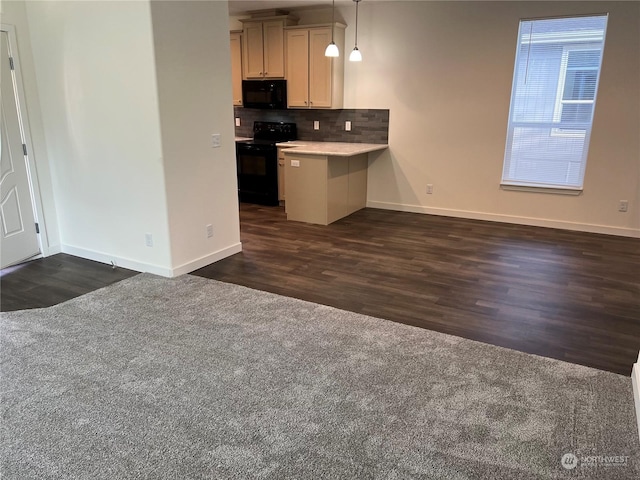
[[212, 134, 221, 148], [313, 121, 320, 130], [235, 117, 241, 127], [345, 121, 352, 131], [291, 160, 300, 167]]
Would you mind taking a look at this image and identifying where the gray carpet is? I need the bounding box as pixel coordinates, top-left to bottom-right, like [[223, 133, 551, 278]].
[[1, 274, 638, 479]]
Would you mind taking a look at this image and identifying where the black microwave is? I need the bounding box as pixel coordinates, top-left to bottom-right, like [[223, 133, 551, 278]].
[[242, 80, 287, 109]]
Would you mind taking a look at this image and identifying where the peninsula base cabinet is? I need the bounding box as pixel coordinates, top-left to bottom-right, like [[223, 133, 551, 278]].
[[284, 153, 367, 225]]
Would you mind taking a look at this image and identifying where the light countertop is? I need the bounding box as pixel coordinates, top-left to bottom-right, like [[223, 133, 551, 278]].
[[235, 136, 252, 142], [275, 141, 388, 157]]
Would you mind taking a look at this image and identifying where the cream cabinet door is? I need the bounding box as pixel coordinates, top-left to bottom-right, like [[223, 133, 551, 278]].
[[286, 29, 309, 107], [263, 20, 285, 78], [277, 148, 286, 202], [242, 22, 264, 78], [308, 28, 333, 108], [230, 32, 243, 105]]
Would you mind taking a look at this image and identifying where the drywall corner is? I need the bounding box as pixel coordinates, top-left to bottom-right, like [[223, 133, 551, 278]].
[[633, 352, 640, 443]]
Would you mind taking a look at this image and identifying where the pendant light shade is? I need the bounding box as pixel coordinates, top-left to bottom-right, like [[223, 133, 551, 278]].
[[324, 0, 339, 57], [349, 47, 362, 62], [325, 42, 339, 57], [350, 0, 362, 62]]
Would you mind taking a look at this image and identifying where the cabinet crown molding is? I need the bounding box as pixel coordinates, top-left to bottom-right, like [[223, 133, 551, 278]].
[[285, 22, 347, 30], [240, 14, 299, 24]]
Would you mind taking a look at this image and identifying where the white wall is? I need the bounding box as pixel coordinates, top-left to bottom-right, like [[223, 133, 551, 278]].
[[338, 1, 640, 237], [21, 0, 241, 276], [1, 1, 60, 255], [24, 0, 173, 274], [150, 0, 241, 274], [634, 350, 640, 442]]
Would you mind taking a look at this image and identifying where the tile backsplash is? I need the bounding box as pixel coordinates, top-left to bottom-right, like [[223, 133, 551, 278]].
[[234, 107, 389, 144]]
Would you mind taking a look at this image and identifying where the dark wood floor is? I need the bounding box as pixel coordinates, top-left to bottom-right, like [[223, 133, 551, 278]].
[[2, 205, 638, 375], [193, 204, 640, 376], [0, 254, 137, 311]]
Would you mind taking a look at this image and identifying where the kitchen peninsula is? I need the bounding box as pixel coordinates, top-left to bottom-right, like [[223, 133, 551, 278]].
[[277, 141, 388, 225]]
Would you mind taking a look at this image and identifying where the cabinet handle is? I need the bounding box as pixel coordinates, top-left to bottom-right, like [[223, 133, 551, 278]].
[[260, 71, 263, 75], [304, 101, 307, 105], [239, 100, 242, 104], [309, 101, 313, 105]]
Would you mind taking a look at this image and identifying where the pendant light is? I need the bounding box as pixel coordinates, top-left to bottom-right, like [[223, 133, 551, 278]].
[[349, 0, 362, 62], [324, 0, 339, 57]]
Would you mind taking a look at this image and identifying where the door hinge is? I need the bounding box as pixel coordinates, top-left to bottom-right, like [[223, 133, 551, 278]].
[[22, 144, 27, 155], [9, 56, 15, 70], [35, 223, 40, 234]]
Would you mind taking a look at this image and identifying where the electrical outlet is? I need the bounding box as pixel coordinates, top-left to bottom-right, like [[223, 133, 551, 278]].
[[145, 233, 153, 247], [426, 184, 434, 194], [313, 121, 320, 130], [211, 134, 221, 148], [291, 159, 300, 167], [235, 117, 241, 127], [345, 121, 352, 131], [619, 200, 629, 212], [206, 224, 214, 238]]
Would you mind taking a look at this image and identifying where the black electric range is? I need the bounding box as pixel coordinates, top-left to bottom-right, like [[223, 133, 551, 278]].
[[236, 122, 297, 206]]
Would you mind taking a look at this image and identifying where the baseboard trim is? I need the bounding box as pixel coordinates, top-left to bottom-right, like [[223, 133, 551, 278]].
[[633, 361, 640, 442], [365, 201, 640, 238], [61, 244, 175, 277], [171, 243, 243, 277], [42, 243, 62, 257], [61, 243, 243, 278]]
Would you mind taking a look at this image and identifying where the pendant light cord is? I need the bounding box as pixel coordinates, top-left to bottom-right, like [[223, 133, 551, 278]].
[[354, 0, 359, 48], [331, 0, 335, 42]]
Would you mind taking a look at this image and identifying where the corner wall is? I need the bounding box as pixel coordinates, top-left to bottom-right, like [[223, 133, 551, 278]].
[[340, 1, 640, 237], [24, 0, 173, 274], [634, 351, 640, 442], [150, 0, 241, 274], [21, 0, 241, 276]]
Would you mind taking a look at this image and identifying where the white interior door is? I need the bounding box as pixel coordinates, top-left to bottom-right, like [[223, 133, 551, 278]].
[[1, 30, 40, 268]]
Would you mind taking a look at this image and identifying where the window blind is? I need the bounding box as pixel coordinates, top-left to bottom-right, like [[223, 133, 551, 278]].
[[502, 15, 608, 190]]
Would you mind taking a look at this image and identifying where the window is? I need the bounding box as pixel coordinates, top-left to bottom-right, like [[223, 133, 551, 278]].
[[502, 15, 608, 191]]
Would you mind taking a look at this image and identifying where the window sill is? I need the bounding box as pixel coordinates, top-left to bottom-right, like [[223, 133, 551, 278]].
[[500, 183, 583, 196]]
